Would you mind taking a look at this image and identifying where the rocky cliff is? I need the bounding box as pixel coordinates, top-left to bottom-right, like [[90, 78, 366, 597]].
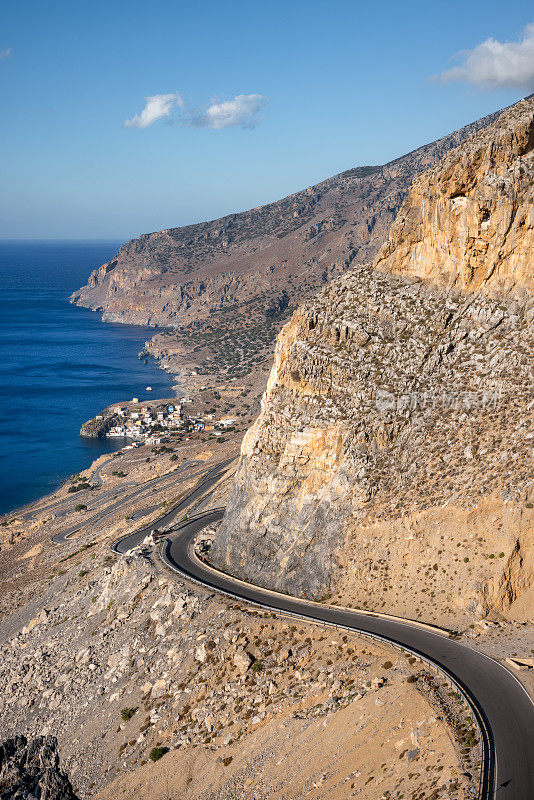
[[376, 94, 534, 296], [211, 97, 534, 626], [0, 736, 77, 800]]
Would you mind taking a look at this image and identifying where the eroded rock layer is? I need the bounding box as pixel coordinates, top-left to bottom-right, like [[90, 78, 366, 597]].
[[212, 98, 534, 626], [377, 95, 534, 295], [0, 735, 77, 800]]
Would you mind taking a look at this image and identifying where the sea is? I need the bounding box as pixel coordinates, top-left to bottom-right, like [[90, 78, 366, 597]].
[[0, 240, 175, 516]]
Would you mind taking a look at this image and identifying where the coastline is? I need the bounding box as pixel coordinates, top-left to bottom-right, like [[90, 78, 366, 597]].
[[0, 240, 180, 517]]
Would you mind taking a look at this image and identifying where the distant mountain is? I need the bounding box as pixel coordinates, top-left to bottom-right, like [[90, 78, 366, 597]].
[[72, 107, 505, 336]]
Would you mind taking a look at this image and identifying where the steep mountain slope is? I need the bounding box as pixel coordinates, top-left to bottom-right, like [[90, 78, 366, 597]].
[[70, 109, 504, 388], [376, 94, 534, 295], [211, 96, 534, 627]]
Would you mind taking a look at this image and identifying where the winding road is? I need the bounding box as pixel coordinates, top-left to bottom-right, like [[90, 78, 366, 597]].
[[111, 459, 234, 554], [51, 459, 228, 544], [146, 511, 534, 800], [79, 468, 533, 800], [22, 453, 122, 520]]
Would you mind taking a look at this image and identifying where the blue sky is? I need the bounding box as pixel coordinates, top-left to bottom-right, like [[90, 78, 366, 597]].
[[1, 0, 533, 239]]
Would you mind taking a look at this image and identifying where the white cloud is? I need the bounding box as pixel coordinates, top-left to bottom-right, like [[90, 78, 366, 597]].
[[0, 47, 12, 60], [437, 23, 534, 89], [189, 93, 268, 129], [124, 91, 268, 131], [124, 93, 184, 129]]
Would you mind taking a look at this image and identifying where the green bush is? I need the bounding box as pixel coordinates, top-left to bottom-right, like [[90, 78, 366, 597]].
[[120, 707, 137, 721], [74, 504, 87, 512], [149, 746, 168, 762], [68, 483, 91, 493]]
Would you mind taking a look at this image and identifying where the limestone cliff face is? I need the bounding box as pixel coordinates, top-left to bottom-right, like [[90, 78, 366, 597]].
[[212, 97, 534, 624], [376, 95, 534, 296]]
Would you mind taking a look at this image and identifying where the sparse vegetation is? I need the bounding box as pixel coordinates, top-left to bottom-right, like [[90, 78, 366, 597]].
[[68, 483, 91, 493], [148, 746, 168, 762]]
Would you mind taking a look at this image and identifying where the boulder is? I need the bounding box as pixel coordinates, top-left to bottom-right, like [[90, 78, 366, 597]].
[[232, 650, 253, 675]]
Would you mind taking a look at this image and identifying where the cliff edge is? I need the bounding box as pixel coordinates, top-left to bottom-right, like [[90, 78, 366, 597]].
[[70, 108, 503, 342], [211, 96, 534, 627], [376, 94, 534, 295]]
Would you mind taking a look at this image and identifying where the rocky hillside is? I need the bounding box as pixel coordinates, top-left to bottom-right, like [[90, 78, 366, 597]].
[[211, 96, 534, 627], [71, 108, 502, 330], [0, 535, 476, 800]]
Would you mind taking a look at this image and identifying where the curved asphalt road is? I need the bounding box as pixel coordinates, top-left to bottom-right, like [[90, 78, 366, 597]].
[[111, 459, 234, 554], [90, 453, 120, 487], [22, 453, 122, 520], [25, 456, 200, 523], [157, 511, 534, 800]]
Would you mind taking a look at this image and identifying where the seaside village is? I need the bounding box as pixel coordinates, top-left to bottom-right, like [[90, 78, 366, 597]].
[[101, 397, 236, 447]]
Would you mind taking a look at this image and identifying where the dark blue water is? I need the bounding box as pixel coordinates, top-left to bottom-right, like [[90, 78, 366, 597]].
[[0, 240, 175, 515]]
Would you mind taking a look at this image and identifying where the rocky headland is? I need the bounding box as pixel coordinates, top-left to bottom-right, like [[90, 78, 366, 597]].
[[71, 105, 505, 395]]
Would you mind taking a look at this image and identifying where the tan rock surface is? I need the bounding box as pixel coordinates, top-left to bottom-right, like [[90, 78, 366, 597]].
[[93, 682, 471, 800], [212, 97, 534, 627], [70, 105, 507, 391], [0, 509, 479, 798], [376, 95, 534, 295]]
